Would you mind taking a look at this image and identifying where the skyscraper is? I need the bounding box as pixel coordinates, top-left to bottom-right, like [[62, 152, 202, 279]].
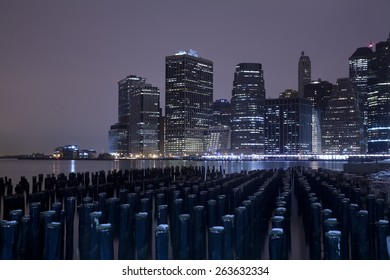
[[165, 50, 213, 156], [129, 84, 160, 156], [109, 75, 145, 156], [304, 79, 333, 117], [349, 45, 373, 153], [367, 34, 390, 154], [108, 75, 160, 156], [322, 78, 363, 154], [298, 51, 311, 98], [265, 97, 312, 155], [231, 63, 266, 154], [304, 79, 333, 154]]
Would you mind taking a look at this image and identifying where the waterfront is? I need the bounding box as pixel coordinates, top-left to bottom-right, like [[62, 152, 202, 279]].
[[0, 159, 345, 188], [1, 159, 389, 260]]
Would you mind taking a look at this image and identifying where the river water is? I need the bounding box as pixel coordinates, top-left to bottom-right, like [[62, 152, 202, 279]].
[[0, 159, 345, 186]]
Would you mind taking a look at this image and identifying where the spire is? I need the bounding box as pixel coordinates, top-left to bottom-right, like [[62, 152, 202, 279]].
[[301, 51, 304, 56]]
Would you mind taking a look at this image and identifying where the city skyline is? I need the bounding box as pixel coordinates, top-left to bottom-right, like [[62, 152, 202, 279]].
[[1, 0, 390, 155]]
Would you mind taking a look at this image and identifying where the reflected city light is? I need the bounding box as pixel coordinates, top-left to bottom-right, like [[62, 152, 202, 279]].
[[70, 160, 75, 173]]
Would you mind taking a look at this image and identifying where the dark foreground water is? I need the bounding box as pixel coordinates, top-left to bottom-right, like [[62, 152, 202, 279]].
[[0, 159, 345, 187]]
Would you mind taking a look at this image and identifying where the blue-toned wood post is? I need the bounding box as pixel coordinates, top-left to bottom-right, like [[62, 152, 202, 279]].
[[65, 197, 75, 260], [135, 212, 148, 260], [222, 215, 234, 260], [96, 223, 114, 260], [178, 214, 191, 260], [269, 228, 284, 260], [0, 220, 18, 260], [89, 211, 103, 260], [209, 226, 224, 260], [118, 204, 132, 260], [235, 206, 246, 260], [376, 220, 389, 260], [155, 224, 169, 260], [193, 205, 205, 260], [44, 222, 62, 260]]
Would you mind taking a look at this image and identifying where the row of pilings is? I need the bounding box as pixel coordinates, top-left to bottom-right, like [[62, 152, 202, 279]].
[[1, 166, 286, 260], [1, 166, 389, 259], [294, 168, 390, 260]]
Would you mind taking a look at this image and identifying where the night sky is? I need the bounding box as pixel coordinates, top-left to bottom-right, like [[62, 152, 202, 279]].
[[1, 0, 389, 155]]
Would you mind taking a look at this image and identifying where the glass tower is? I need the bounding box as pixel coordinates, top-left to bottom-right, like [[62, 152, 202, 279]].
[[108, 75, 160, 156], [165, 50, 213, 156], [129, 84, 160, 156], [264, 97, 312, 155], [367, 35, 390, 154], [322, 78, 363, 154], [231, 63, 266, 154], [349, 46, 373, 153]]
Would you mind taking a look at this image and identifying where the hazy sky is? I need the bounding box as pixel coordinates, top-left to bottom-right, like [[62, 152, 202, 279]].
[[1, 0, 389, 155]]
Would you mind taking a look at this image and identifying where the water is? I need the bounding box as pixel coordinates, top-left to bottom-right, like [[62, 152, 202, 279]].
[[0, 159, 346, 186]]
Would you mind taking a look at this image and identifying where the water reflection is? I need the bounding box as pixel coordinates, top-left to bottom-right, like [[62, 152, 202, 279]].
[[70, 160, 76, 173], [52, 160, 60, 175]]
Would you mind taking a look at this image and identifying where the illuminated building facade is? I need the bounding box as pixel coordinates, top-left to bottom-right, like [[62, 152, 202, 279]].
[[231, 63, 266, 154], [264, 97, 312, 155], [206, 125, 231, 154], [311, 109, 322, 154], [322, 78, 364, 154], [165, 50, 213, 156], [108, 75, 160, 156], [304, 79, 333, 153], [349, 46, 373, 152], [298, 51, 311, 98], [367, 35, 390, 154], [108, 123, 128, 155], [129, 84, 160, 156]]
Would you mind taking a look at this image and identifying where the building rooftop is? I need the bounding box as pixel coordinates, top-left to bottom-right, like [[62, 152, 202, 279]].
[[350, 47, 373, 58]]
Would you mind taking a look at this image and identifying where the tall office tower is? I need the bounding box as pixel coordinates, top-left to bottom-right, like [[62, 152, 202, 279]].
[[213, 99, 232, 126], [322, 78, 363, 154], [108, 75, 160, 156], [304, 79, 333, 154], [231, 63, 266, 154], [367, 34, 390, 154], [118, 75, 146, 125], [264, 97, 312, 155], [298, 51, 311, 98], [129, 84, 160, 156], [108, 75, 145, 155], [349, 45, 373, 153], [165, 50, 213, 156], [304, 79, 333, 115]]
